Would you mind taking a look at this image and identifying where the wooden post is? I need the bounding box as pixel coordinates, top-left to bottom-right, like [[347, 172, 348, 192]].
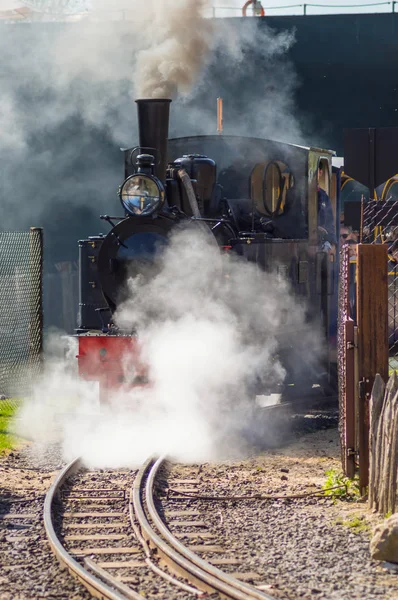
[[369, 374, 398, 514], [356, 244, 389, 492], [369, 374, 387, 509], [388, 391, 398, 513]]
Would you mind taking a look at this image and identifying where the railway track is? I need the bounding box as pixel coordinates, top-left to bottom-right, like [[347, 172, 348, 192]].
[[44, 457, 277, 600]]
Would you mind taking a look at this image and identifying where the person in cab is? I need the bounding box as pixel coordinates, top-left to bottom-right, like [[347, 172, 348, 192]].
[[318, 163, 336, 253]]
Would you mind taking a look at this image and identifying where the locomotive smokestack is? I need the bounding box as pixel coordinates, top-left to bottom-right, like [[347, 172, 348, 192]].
[[136, 99, 172, 182]]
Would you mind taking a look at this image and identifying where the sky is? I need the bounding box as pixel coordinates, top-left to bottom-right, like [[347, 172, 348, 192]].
[[0, 0, 395, 18]]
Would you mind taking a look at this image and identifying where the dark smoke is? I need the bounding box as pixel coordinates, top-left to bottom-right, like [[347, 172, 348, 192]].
[[134, 0, 214, 99]]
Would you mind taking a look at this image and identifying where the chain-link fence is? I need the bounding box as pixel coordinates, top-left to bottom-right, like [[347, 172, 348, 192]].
[[337, 244, 356, 478], [362, 199, 398, 369], [0, 228, 43, 398], [44, 261, 78, 334], [338, 244, 349, 468]]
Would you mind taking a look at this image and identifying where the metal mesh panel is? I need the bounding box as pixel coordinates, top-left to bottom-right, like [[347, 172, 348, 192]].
[[363, 199, 398, 366], [362, 198, 398, 243], [0, 228, 43, 397], [43, 262, 78, 334], [338, 244, 350, 467]]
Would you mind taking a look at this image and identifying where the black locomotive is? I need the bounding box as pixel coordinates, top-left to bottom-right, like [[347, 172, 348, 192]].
[[77, 98, 340, 399]]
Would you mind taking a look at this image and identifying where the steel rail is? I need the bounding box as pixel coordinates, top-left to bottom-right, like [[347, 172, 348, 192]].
[[129, 463, 205, 596], [133, 457, 277, 600], [43, 457, 138, 600], [148, 457, 276, 600]]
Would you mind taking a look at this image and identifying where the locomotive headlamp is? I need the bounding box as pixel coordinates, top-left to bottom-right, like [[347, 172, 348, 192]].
[[119, 174, 165, 217]]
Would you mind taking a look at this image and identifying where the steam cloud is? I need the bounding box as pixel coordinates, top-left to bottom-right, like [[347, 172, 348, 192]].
[[16, 228, 323, 468], [2, 1, 319, 464], [171, 18, 302, 144]]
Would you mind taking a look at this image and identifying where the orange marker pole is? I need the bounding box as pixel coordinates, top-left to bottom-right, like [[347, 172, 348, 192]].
[[217, 97, 223, 135]]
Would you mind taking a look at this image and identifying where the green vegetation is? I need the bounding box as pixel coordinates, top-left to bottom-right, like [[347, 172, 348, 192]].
[[323, 469, 361, 501], [336, 515, 371, 535], [0, 402, 23, 455], [389, 357, 398, 376]]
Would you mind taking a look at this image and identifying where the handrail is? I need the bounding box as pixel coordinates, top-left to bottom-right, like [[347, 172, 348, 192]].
[[209, 1, 398, 16], [2, 2, 398, 21]]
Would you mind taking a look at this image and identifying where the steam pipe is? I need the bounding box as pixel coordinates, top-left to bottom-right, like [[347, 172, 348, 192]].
[[136, 99, 172, 182], [177, 169, 202, 219]]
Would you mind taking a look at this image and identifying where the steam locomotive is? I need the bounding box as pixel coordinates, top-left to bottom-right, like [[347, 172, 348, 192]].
[[77, 98, 340, 402]]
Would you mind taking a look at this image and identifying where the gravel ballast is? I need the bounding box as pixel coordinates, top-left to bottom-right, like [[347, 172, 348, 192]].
[[0, 417, 397, 599], [162, 423, 398, 600], [0, 443, 92, 600]]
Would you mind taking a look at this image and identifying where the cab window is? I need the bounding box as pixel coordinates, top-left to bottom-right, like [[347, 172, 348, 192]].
[[251, 160, 291, 217]]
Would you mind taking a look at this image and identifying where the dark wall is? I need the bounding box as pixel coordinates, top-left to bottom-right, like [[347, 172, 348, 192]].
[[170, 13, 398, 154], [262, 12, 398, 153]]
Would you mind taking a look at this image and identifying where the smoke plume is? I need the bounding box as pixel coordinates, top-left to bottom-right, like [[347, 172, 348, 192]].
[[134, 0, 214, 99]]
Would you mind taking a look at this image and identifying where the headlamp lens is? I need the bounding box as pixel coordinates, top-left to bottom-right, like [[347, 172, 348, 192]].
[[120, 174, 164, 216]]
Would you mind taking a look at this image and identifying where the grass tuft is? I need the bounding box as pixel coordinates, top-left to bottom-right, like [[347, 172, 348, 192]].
[[0, 402, 24, 455], [336, 515, 371, 535]]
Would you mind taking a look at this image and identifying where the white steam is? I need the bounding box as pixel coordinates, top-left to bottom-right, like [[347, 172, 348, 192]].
[[16, 227, 322, 468]]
